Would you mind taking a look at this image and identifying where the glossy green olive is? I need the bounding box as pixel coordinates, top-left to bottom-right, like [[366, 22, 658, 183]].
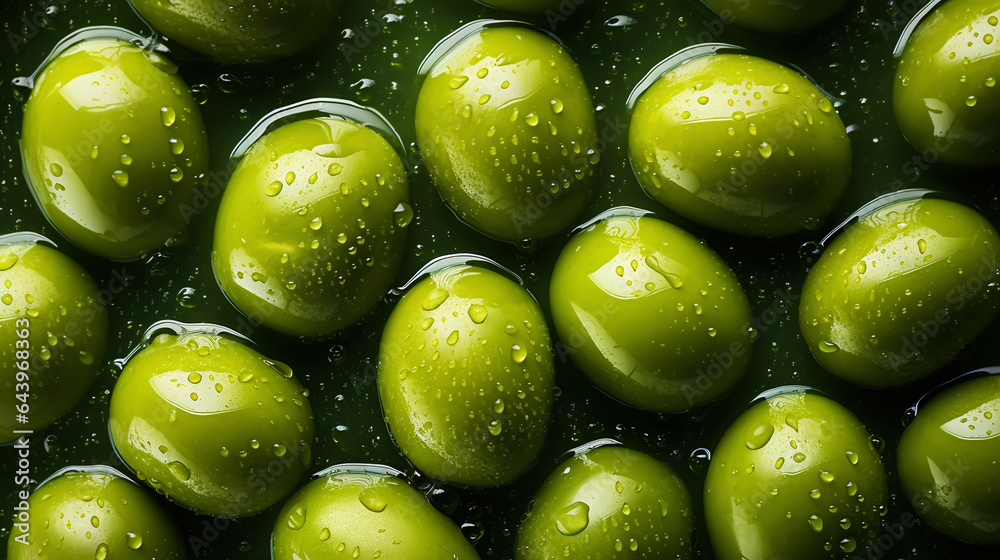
[[378, 264, 555, 487], [22, 37, 208, 260], [475, 0, 562, 14], [273, 468, 481, 559], [0, 240, 107, 444], [213, 117, 410, 338], [705, 391, 889, 559], [7, 468, 185, 559], [515, 446, 694, 559], [893, 0, 1000, 167], [800, 198, 1000, 387], [415, 26, 598, 243], [898, 375, 1000, 544], [703, 0, 848, 34], [109, 331, 315, 516], [550, 213, 753, 412], [629, 54, 851, 237], [129, 0, 341, 62]]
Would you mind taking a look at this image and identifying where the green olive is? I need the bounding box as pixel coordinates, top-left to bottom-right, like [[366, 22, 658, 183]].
[[378, 264, 554, 487], [893, 0, 1000, 167], [629, 54, 851, 237], [129, 0, 341, 62], [897, 374, 1000, 544], [0, 239, 107, 444], [703, 0, 848, 34], [549, 212, 753, 412], [705, 390, 889, 559], [272, 467, 481, 559], [22, 37, 208, 260], [108, 330, 315, 516], [475, 0, 563, 14], [213, 117, 410, 338], [7, 468, 186, 559], [799, 198, 1000, 387], [515, 445, 694, 559], [415, 26, 598, 243]]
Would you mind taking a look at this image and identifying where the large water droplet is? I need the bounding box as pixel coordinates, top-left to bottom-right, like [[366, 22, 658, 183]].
[[359, 488, 387, 513], [555, 502, 590, 536], [745, 422, 775, 450], [422, 288, 449, 310], [393, 203, 413, 228], [160, 106, 176, 126]]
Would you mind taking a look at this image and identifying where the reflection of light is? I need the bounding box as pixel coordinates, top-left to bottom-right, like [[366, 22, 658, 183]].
[[940, 399, 1000, 441], [653, 147, 701, 195], [59, 56, 146, 111], [149, 374, 247, 416], [228, 246, 288, 311], [923, 98, 955, 139]]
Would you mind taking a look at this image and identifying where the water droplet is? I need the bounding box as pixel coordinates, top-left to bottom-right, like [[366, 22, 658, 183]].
[[360, 488, 387, 512], [773, 84, 789, 94], [818, 98, 833, 113], [758, 142, 772, 159], [170, 137, 185, 155], [745, 422, 775, 450], [96, 543, 109, 560], [112, 170, 129, 187], [266, 181, 283, 196], [818, 340, 839, 353], [50, 162, 63, 177], [393, 203, 413, 228], [525, 113, 540, 126], [0, 252, 18, 271], [287, 506, 307, 529], [493, 398, 505, 414], [555, 502, 590, 536], [328, 163, 343, 176], [422, 288, 449, 310], [488, 420, 502, 435], [468, 304, 488, 324], [127, 532, 143, 550], [447, 330, 459, 345], [808, 515, 824, 532], [551, 98, 564, 113], [169, 167, 183, 183], [160, 106, 176, 126], [967, 96, 978, 107], [449, 75, 469, 89], [512, 345, 527, 364], [167, 461, 191, 481], [309, 217, 323, 231]]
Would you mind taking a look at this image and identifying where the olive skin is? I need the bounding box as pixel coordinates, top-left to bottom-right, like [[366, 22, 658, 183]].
[[898, 375, 1000, 544], [515, 446, 694, 559], [0, 241, 107, 444], [475, 0, 562, 14], [213, 117, 410, 338], [272, 469, 481, 560], [415, 26, 598, 243], [22, 38, 208, 260], [799, 198, 1000, 387], [629, 54, 851, 237], [703, 0, 848, 34], [129, 0, 341, 63], [705, 391, 889, 559], [7, 469, 186, 559], [550, 213, 753, 412], [109, 331, 315, 516], [893, 0, 1000, 167], [378, 264, 555, 487]]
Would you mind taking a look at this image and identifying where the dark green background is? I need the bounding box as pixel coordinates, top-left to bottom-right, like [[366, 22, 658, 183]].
[[2, 0, 999, 558]]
